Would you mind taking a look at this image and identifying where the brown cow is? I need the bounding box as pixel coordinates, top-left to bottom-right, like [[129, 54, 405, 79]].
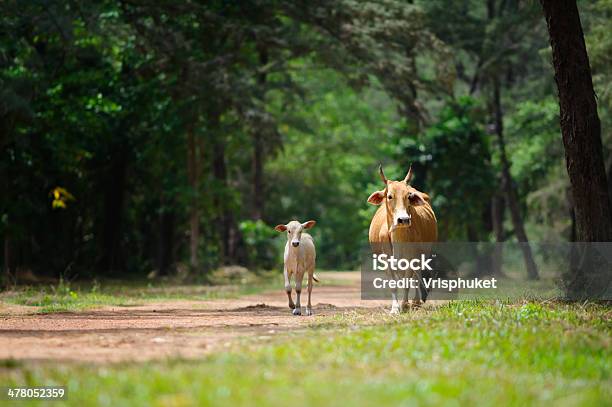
[[367, 164, 437, 313]]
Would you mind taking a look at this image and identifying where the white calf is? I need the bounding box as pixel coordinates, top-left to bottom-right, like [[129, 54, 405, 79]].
[[274, 220, 318, 316]]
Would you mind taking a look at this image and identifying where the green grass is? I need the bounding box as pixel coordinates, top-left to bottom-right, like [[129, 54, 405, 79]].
[[0, 273, 283, 314], [1, 301, 609, 406]]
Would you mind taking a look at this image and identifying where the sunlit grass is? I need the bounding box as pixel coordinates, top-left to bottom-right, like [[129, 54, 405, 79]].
[[1, 301, 609, 406]]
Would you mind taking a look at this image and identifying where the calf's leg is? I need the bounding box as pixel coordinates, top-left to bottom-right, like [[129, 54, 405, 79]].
[[305, 271, 314, 316], [284, 267, 295, 309], [293, 271, 304, 316]]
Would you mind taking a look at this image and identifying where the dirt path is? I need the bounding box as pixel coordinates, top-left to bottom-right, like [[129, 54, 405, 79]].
[[0, 272, 388, 363]]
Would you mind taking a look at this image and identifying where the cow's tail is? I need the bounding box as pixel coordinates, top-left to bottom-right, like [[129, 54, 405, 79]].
[[313, 273, 320, 283]]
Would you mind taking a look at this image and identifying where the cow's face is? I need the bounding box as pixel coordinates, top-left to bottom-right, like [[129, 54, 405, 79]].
[[367, 165, 427, 229], [275, 220, 316, 247]]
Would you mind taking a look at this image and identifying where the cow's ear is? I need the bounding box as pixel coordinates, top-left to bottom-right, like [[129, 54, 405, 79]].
[[409, 191, 427, 206], [302, 220, 316, 229], [367, 190, 385, 205], [275, 224, 287, 232]]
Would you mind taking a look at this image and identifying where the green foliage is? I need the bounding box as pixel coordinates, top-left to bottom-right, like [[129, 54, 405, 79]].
[[239, 220, 281, 270], [426, 99, 495, 239], [291, 0, 450, 123], [266, 67, 398, 268], [585, 0, 612, 113], [398, 98, 496, 240], [1, 0, 610, 277], [506, 97, 562, 185], [584, 0, 612, 156], [504, 97, 570, 238], [0, 0, 445, 276]]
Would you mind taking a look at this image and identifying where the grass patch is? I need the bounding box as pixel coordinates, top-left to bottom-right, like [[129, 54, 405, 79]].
[[1, 301, 609, 406], [0, 271, 353, 314], [0, 273, 283, 313]]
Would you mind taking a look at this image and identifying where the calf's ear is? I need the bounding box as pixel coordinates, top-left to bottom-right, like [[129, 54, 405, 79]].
[[302, 220, 316, 229], [367, 190, 385, 205], [275, 224, 287, 232]]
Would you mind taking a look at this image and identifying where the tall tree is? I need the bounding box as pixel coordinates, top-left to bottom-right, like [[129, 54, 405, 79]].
[[492, 78, 539, 279], [251, 45, 268, 220], [186, 122, 201, 271], [540, 0, 612, 242]]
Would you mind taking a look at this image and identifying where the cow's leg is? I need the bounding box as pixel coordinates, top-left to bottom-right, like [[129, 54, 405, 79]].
[[390, 290, 401, 314], [284, 267, 295, 310], [411, 270, 423, 308], [418, 274, 428, 304], [389, 270, 400, 314], [305, 271, 314, 316], [401, 277, 411, 312], [293, 271, 304, 316]]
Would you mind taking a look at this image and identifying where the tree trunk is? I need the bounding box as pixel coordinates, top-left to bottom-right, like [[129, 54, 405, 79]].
[[212, 133, 232, 263], [540, 0, 612, 242], [252, 46, 268, 220], [493, 79, 539, 280], [491, 191, 506, 277], [541, 0, 611, 299], [186, 125, 200, 271], [209, 109, 236, 264], [98, 147, 127, 273], [157, 204, 174, 276], [252, 132, 264, 220], [467, 225, 492, 277], [212, 136, 245, 264], [606, 160, 612, 211], [212, 140, 244, 265], [3, 234, 11, 288]]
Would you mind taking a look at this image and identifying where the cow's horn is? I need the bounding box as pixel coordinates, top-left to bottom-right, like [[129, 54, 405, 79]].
[[404, 164, 413, 184], [378, 164, 388, 184]]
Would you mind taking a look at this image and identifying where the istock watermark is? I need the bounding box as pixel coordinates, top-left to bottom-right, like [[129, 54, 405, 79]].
[[372, 253, 434, 271], [361, 242, 612, 300]]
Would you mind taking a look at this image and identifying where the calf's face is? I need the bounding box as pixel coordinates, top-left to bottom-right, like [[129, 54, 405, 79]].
[[275, 220, 316, 247]]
